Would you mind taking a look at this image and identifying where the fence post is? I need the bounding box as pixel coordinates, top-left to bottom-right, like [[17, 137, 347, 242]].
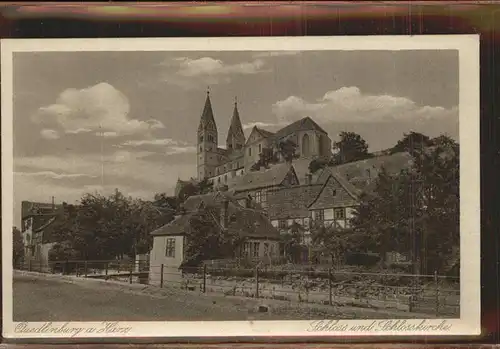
[[160, 264, 164, 288], [84, 260, 88, 278], [105, 262, 109, 280], [129, 264, 133, 284], [203, 264, 207, 293], [434, 270, 439, 317], [328, 268, 333, 306], [255, 267, 259, 298]]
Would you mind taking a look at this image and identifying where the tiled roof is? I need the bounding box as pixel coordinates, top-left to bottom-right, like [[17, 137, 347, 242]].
[[267, 185, 323, 220], [270, 117, 327, 142], [152, 192, 279, 240], [316, 152, 413, 192], [151, 213, 195, 236], [227, 162, 295, 192]]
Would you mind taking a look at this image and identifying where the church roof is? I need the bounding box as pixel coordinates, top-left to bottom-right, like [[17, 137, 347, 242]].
[[198, 91, 217, 132], [271, 117, 327, 142]]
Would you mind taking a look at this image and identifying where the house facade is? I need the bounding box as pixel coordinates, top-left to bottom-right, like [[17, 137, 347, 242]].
[[149, 191, 280, 286], [20, 201, 62, 271]]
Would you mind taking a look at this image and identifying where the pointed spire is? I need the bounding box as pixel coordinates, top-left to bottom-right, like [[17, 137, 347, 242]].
[[226, 96, 245, 149], [199, 89, 216, 132]]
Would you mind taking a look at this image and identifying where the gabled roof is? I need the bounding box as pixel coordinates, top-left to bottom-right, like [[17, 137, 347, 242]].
[[228, 162, 298, 192], [267, 184, 323, 220], [271, 117, 327, 142], [245, 126, 275, 145], [308, 172, 360, 211]]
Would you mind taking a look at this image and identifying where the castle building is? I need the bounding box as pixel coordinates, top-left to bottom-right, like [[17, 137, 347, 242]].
[[196, 91, 333, 186]]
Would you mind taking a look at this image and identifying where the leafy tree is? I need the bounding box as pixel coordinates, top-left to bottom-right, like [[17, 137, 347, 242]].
[[308, 157, 332, 174], [281, 222, 306, 263], [310, 221, 360, 267], [251, 147, 279, 171], [13, 226, 24, 267], [390, 131, 432, 155], [278, 139, 300, 163], [333, 131, 371, 165], [352, 134, 459, 274], [181, 210, 243, 267], [49, 190, 174, 262], [177, 178, 214, 202]]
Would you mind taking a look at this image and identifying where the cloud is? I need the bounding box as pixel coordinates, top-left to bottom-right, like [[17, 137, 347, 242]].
[[14, 171, 97, 180], [33, 82, 165, 137], [272, 86, 458, 124], [121, 138, 181, 147], [252, 51, 301, 58], [242, 121, 287, 130], [165, 146, 197, 155], [65, 128, 92, 135], [161, 56, 269, 89], [119, 137, 196, 156], [40, 129, 60, 140]]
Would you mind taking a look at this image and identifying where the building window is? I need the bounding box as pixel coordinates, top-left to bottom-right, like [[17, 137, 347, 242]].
[[334, 208, 346, 219], [199, 146, 203, 152], [261, 191, 267, 203], [255, 191, 261, 203], [208, 134, 214, 142], [165, 238, 176, 257], [243, 242, 251, 257], [218, 178, 221, 183], [248, 147, 252, 156], [314, 210, 324, 222], [264, 243, 269, 256], [252, 242, 260, 258], [224, 174, 227, 182], [258, 144, 262, 153], [199, 135, 204, 142], [279, 220, 287, 229]]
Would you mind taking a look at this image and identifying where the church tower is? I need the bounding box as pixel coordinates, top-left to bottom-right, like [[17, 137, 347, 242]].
[[197, 91, 219, 180], [226, 97, 245, 152]]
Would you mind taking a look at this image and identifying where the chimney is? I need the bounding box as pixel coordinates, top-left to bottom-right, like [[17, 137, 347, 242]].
[[305, 173, 312, 185], [220, 198, 229, 229]]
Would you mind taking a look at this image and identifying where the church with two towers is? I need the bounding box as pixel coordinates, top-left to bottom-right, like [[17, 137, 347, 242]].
[[196, 91, 333, 187]]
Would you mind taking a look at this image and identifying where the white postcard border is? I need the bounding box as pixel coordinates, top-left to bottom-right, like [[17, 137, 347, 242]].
[[1, 35, 480, 338]]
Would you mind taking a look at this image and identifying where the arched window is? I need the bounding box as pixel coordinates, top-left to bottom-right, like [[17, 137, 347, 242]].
[[302, 133, 311, 157]]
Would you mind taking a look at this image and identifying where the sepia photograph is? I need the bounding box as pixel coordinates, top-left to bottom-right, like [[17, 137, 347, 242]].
[[2, 36, 480, 339]]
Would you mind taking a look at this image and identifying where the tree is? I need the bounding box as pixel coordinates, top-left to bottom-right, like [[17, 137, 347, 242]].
[[13, 226, 24, 267], [333, 131, 370, 165], [49, 189, 174, 262], [352, 134, 459, 274], [251, 147, 279, 171], [310, 221, 360, 267], [278, 139, 299, 163], [177, 178, 214, 202], [281, 222, 306, 263], [181, 210, 243, 267], [308, 157, 332, 174], [390, 131, 432, 155]]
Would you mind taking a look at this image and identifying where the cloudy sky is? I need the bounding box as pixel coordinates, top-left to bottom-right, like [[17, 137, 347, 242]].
[[12, 49, 458, 225]]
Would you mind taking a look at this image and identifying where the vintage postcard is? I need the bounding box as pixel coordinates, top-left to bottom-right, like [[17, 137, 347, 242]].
[[2, 35, 480, 339]]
